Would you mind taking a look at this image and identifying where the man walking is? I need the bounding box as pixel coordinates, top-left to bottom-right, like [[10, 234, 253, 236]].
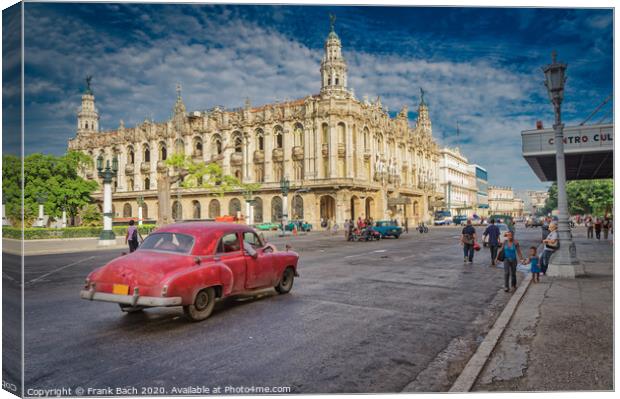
[[585, 216, 594, 239], [404, 217, 409, 234], [483, 218, 501, 266], [461, 220, 477, 263], [603, 217, 610, 240], [595, 218, 602, 240]]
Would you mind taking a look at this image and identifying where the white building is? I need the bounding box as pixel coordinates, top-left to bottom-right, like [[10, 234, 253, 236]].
[[438, 147, 478, 217], [488, 186, 524, 217]]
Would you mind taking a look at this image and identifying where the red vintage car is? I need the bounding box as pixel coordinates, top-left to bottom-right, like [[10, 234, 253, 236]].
[[80, 222, 300, 321]]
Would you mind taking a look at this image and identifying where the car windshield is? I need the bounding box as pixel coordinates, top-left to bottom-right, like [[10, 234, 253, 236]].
[[139, 232, 195, 254]]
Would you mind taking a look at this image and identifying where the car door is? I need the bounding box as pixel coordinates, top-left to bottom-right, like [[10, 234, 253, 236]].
[[243, 231, 275, 289], [215, 232, 246, 294]]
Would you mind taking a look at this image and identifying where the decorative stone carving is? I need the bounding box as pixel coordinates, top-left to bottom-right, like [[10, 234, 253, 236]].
[[292, 146, 304, 161], [253, 150, 265, 163], [338, 143, 345, 157], [230, 152, 243, 166], [321, 143, 329, 157], [140, 162, 151, 173], [272, 148, 284, 162], [125, 164, 134, 175]]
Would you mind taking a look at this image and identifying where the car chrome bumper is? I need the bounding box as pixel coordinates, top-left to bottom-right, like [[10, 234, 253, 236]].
[[80, 289, 182, 307]]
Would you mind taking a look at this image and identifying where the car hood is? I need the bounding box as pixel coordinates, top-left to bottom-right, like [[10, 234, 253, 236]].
[[90, 250, 193, 286]]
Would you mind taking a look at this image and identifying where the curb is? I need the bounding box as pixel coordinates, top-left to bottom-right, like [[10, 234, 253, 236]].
[[449, 273, 533, 392]]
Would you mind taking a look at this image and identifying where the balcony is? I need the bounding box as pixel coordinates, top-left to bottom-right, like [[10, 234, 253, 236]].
[[363, 149, 371, 160], [321, 143, 329, 157], [124, 164, 134, 175], [272, 148, 284, 162], [253, 150, 265, 163], [230, 152, 243, 166], [210, 154, 224, 164], [156, 160, 168, 172], [292, 146, 304, 161], [338, 143, 345, 157], [140, 162, 151, 173], [192, 149, 203, 160]]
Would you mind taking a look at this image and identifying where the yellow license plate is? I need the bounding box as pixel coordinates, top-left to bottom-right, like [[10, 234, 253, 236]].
[[112, 284, 129, 295]]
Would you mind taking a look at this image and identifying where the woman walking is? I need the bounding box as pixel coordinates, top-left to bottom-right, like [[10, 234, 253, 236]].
[[125, 220, 143, 253], [497, 231, 523, 293]]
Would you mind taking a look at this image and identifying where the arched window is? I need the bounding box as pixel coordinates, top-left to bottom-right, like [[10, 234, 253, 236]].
[[234, 135, 243, 153], [128, 178, 134, 191], [274, 127, 283, 149], [229, 198, 241, 217], [294, 123, 304, 147], [128, 148, 135, 164], [192, 200, 201, 219], [144, 177, 150, 190], [338, 122, 346, 144], [322, 123, 329, 145], [256, 129, 264, 151], [212, 135, 222, 155], [271, 196, 283, 222], [253, 197, 263, 223], [208, 199, 220, 219], [335, 77, 339, 85], [172, 200, 182, 221], [292, 195, 304, 219], [143, 145, 150, 162], [123, 203, 132, 218], [193, 137, 203, 156], [159, 142, 167, 160]]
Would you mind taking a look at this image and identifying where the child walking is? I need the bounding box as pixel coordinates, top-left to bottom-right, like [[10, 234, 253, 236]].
[[524, 246, 541, 283]]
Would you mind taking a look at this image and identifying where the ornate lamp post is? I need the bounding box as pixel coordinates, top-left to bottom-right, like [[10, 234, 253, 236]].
[[62, 194, 68, 228], [137, 195, 145, 226], [97, 154, 118, 245], [280, 176, 290, 235], [35, 193, 47, 225], [542, 51, 583, 277]]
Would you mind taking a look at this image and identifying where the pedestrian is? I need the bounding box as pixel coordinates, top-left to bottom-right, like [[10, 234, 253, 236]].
[[404, 217, 409, 234], [483, 218, 501, 266], [125, 219, 142, 253], [461, 220, 477, 263], [497, 231, 523, 292], [344, 219, 351, 241], [332, 221, 339, 235], [594, 218, 602, 240], [357, 216, 363, 230], [523, 246, 541, 283], [586, 216, 594, 239], [603, 217, 610, 240], [540, 222, 559, 275]]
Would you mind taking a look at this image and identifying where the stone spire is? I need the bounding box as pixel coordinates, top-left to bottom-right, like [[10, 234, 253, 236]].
[[416, 87, 432, 134], [320, 14, 349, 98], [173, 83, 186, 116], [77, 75, 99, 134]]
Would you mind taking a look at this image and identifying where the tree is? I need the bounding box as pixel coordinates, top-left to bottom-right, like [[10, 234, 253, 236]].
[[2, 152, 98, 226], [79, 204, 102, 226], [543, 179, 613, 216]]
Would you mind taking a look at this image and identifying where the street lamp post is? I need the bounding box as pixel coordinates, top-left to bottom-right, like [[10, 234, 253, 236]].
[[244, 190, 254, 226], [97, 155, 118, 246], [280, 176, 290, 235], [137, 195, 145, 226], [543, 51, 583, 277], [62, 194, 68, 228]]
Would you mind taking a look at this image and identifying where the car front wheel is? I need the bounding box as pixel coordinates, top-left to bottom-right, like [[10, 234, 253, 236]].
[[183, 287, 216, 322], [275, 267, 295, 294]]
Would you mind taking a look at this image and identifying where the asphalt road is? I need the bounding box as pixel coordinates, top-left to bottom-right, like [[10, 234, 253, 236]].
[[12, 225, 541, 394]]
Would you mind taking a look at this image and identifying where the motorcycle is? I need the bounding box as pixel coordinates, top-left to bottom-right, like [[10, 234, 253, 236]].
[[417, 223, 429, 234]]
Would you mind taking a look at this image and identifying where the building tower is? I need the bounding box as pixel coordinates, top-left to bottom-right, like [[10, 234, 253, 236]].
[[320, 15, 350, 98], [77, 76, 99, 134], [416, 87, 432, 134]]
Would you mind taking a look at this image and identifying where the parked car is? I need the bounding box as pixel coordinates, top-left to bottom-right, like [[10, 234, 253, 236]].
[[483, 223, 510, 247], [526, 217, 543, 228], [373, 220, 403, 238], [255, 222, 280, 231], [433, 210, 453, 225], [489, 214, 515, 230], [453, 215, 469, 225], [80, 222, 300, 321], [285, 220, 312, 232]]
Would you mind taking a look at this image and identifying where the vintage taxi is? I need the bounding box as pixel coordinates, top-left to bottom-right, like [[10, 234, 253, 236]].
[[80, 222, 300, 321]]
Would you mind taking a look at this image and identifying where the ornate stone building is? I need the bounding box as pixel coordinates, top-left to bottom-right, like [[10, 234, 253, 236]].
[[68, 22, 443, 227]]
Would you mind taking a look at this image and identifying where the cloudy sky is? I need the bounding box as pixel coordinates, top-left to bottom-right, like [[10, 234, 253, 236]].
[[10, 2, 614, 189]]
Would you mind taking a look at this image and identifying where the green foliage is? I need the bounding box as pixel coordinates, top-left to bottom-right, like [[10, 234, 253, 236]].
[[2, 152, 99, 226], [2, 225, 157, 240], [543, 179, 613, 216], [79, 204, 102, 226], [165, 154, 260, 197]]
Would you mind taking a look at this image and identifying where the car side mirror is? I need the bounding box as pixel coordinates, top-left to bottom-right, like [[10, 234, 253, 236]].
[[245, 246, 258, 259]]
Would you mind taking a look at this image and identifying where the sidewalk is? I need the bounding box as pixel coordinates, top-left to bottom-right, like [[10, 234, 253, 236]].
[[473, 232, 613, 391]]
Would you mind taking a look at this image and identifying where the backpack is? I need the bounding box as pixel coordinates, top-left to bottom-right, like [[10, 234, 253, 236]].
[[131, 228, 138, 242], [463, 232, 474, 245]]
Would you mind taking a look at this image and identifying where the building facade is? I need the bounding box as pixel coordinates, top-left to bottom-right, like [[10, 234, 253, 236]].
[[470, 164, 489, 218], [438, 147, 478, 217], [68, 22, 443, 227], [488, 185, 524, 217], [525, 190, 549, 215]]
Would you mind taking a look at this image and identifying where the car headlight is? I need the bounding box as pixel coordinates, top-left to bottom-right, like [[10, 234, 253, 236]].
[[161, 285, 168, 297], [84, 278, 90, 289]]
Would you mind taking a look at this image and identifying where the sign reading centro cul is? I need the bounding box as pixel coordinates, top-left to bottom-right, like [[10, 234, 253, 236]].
[[548, 132, 613, 145]]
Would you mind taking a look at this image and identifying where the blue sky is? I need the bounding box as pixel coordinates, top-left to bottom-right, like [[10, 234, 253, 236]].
[[8, 2, 614, 189]]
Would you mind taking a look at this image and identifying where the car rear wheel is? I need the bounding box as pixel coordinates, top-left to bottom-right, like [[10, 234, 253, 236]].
[[183, 287, 216, 322], [119, 304, 144, 313], [393, 234, 400, 239], [275, 267, 295, 294]]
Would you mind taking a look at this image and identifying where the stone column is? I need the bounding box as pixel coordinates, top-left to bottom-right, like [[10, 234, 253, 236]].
[[283, 125, 293, 180], [329, 122, 338, 179], [62, 210, 67, 228], [346, 123, 354, 178], [304, 125, 312, 180], [264, 129, 273, 182], [138, 205, 143, 226]]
